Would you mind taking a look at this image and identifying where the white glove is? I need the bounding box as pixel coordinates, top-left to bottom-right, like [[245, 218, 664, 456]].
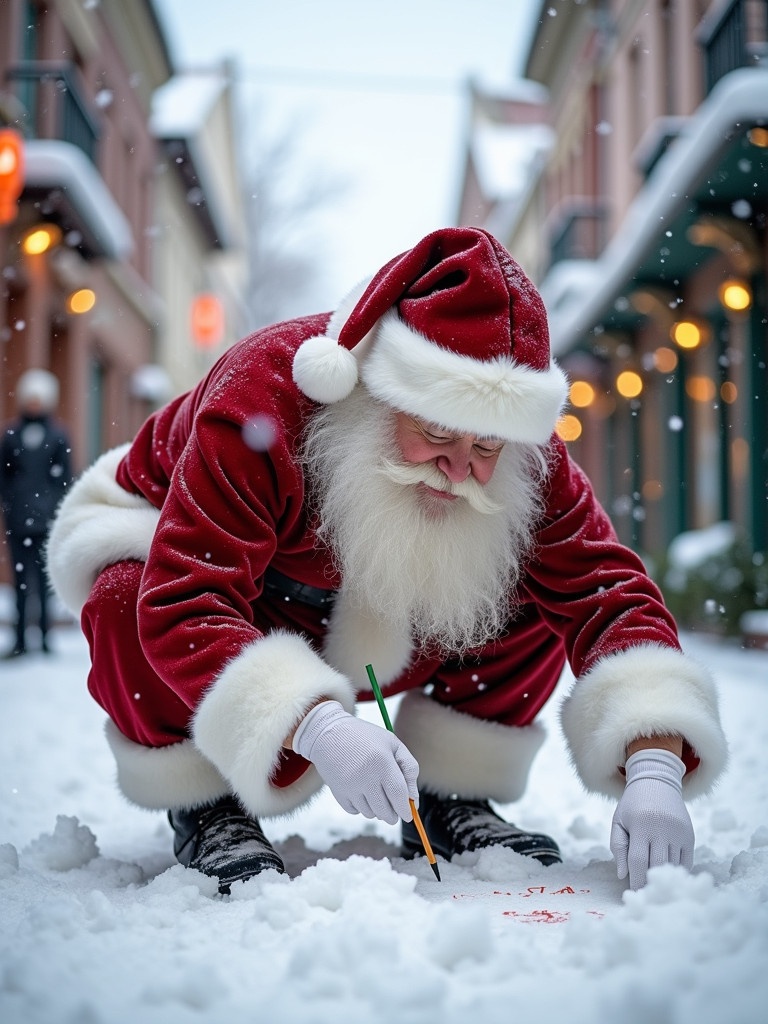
[[293, 700, 420, 825], [610, 748, 694, 890]]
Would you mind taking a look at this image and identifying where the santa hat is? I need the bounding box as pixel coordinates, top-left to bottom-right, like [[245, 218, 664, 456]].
[[292, 227, 567, 444]]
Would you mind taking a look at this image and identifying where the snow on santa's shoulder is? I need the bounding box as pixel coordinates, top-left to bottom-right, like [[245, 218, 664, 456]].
[[0, 620, 767, 1024]]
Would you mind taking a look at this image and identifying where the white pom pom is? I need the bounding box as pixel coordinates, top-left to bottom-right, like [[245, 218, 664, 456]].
[[292, 335, 359, 403]]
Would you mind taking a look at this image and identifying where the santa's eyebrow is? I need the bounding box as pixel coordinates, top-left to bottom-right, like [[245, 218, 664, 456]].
[[410, 417, 503, 447], [411, 417, 460, 439]]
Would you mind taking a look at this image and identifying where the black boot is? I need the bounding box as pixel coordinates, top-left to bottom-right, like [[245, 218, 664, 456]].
[[168, 794, 285, 894], [402, 790, 561, 866]]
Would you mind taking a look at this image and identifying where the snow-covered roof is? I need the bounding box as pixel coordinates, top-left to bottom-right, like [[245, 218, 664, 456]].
[[471, 75, 549, 106], [471, 121, 553, 200], [543, 67, 768, 357], [23, 140, 134, 260], [150, 71, 235, 250], [149, 72, 225, 138]]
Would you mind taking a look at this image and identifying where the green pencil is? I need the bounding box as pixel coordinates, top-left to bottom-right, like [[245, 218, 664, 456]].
[[365, 663, 441, 881]]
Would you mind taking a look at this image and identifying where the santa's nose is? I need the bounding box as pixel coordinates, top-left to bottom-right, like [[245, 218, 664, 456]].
[[435, 440, 474, 483]]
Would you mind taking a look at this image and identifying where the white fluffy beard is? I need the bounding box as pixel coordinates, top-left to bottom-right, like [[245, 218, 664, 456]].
[[300, 388, 549, 657]]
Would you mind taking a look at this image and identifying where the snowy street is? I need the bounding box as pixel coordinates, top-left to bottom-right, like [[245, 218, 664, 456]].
[[1, 620, 767, 1024]]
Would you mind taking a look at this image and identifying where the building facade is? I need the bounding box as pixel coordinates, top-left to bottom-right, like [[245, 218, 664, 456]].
[[150, 63, 249, 395], [458, 0, 767, 628], [0, 0, 248, 590]]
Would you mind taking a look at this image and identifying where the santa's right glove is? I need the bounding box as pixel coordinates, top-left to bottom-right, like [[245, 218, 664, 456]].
[[293, 700, 420, 825], [610, 747, 694, 890]]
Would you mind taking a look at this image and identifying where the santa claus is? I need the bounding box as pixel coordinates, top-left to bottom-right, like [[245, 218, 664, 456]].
[[47, 227, 727, 893]]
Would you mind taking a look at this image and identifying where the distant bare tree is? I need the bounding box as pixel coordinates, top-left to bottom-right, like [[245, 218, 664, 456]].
[[244, 116, 346, 330]]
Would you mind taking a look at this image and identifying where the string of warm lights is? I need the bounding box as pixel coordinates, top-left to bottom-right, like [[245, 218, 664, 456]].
[[19, 222, 97, 314], [555, 274, 752, 444]]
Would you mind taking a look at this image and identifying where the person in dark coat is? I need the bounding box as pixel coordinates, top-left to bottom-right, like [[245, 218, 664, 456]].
[[1, 368, 72, 657]]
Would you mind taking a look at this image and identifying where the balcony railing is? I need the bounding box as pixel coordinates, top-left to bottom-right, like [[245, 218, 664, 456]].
[[547, 201, 608, 269], [634, 116, 688, 180], [700, 0, 768, 93], [4, 62, 100, 164]]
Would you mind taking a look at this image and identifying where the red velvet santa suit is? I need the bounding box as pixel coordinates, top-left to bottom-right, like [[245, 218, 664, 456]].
[[47, 228, 727, 819]]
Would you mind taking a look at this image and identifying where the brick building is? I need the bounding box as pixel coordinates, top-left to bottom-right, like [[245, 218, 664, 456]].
[[458, 0, 767, 582], [0, 0, 248, 591]]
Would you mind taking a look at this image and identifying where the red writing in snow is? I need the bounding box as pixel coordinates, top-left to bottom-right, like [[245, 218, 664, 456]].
[[503, 909, 569, 924], [450, 886, 605, 924], [502, 908, 606, 925], [452, 886, 592, 901]]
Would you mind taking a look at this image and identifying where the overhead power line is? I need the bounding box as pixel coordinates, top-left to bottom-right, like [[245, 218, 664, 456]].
[[178, 62, 468, 95]]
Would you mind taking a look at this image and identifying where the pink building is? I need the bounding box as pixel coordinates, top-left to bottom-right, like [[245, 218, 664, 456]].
[[458, 0, 768, 634], [0, 0, 247, 592]]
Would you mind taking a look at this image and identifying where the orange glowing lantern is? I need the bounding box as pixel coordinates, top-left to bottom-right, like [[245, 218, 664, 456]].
[[0, 128, 25, 226], [191, 293, 225, 348]]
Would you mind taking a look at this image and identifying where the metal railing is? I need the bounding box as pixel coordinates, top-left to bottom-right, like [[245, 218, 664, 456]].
[[702, 0, 768, 93], [548, 202, 608, 268], [4, 61, 100, 164]]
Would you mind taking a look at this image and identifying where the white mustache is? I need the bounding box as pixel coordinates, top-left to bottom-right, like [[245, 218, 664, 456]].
[[379, 458, 504, 515]]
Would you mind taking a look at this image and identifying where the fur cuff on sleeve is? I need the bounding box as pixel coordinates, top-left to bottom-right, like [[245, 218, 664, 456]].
[[46, 444, 159, 616], [192, 630, 357, 817], [559, 643, 728, 800]]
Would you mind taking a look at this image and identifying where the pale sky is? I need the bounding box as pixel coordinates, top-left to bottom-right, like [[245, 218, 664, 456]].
[[152, 0, 542, 311]]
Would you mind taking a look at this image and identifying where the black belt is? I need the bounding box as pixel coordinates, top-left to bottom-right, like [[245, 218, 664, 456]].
[[263, 567, 337, 609]]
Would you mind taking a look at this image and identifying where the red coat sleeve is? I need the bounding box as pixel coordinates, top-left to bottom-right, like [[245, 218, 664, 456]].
[[129, 325, 325, 711], [522, 436, 680, 678]]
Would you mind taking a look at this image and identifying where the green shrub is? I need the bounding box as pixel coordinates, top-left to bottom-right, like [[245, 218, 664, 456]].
[[655, 529, 768, 636]]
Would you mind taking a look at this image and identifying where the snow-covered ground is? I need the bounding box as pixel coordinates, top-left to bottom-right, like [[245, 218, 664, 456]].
[[1, 617, 766, 1024]]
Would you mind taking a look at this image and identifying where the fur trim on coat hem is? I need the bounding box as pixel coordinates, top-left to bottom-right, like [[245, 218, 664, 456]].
[[192, 629, 357, 817], [559, 642, 728, 800], [105, 719, 230, 811], [393, 691, 547, 802]]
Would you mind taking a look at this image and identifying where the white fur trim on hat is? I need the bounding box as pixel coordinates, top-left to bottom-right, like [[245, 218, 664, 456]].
[[46, 444, 160, 615], [394, 690, 547, 802], [105, 719, 230, 810], [363, 310, 568, 444], [559, 643, 728, 800], [192, 629, 357, 817]]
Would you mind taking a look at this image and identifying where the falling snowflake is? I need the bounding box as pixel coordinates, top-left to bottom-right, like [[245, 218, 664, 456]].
[[732, 199, 752, 219], [243, 415, 278, 451]]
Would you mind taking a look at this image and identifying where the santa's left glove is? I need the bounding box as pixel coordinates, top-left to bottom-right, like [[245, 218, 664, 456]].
[[610, 748, 694, 891], [293, 700, 420, 825]]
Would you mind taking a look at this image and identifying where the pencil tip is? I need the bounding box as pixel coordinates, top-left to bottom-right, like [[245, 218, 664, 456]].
[[431, 861, 441, 882]]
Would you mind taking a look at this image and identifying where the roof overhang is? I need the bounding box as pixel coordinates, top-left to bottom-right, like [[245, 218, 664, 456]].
[[543, 68, 768, 357], [155, 135, 231, 250], [21, 139, 134, 261], [150, 73, 234, 251]]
